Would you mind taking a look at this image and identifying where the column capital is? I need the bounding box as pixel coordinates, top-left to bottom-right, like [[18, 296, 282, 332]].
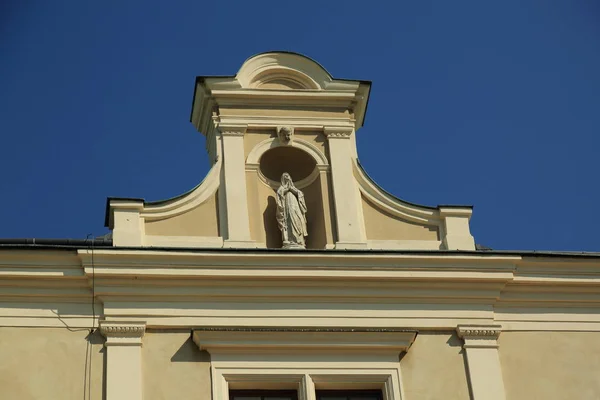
[[100, 321, 146, 346], [456, 324, 501, 348], [324, 126, 353, 139], [219, 124, 247, 136]]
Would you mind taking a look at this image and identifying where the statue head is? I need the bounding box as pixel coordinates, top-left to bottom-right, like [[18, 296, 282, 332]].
[[281, 172, 293, 186], [277, 126, 293, 144]]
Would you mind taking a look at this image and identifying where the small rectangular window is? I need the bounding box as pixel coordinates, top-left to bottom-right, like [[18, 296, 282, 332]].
[[316, 390, 383, 400], [230, 390, 298, 400]]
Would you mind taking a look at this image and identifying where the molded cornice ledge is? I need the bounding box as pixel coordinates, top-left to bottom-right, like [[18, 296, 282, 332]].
[[193, 327, 417, 354], [100, 321, 146, 346], [456, 324, 501, 348]]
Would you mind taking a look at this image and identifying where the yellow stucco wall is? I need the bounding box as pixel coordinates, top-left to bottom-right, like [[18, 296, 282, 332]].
[[361, 196, 439, 241], [143, 330, 211, 400], [499, 331, 600, 400], [0, 327, 104, 400], [245, 129, 275, 157], [144, 193, 220, 237], [400, 332, 471, 400]]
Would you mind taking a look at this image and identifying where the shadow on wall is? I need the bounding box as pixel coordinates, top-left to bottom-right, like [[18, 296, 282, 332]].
[[170, 335, 211, 363], [264, 196, 282, 249], [447, 332, 474, 400]]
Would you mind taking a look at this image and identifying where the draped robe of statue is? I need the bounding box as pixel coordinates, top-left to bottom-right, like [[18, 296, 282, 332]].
[[276, 173, 308, 248]]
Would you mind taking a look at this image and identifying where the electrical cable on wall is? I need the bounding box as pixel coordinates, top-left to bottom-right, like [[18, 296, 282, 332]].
[[85, 234, 98, 400]]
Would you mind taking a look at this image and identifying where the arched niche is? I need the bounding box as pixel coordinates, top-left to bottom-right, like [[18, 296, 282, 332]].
[[246, 138, 334, 250]]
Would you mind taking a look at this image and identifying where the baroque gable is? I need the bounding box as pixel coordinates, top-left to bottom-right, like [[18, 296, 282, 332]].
[[106, 52, 475, 250]]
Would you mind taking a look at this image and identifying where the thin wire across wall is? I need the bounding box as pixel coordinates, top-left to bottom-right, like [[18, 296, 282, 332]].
[[85, 234, 98, 400]]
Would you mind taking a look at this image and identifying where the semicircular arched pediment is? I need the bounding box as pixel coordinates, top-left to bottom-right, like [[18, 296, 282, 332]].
[[236, 52, 332, 90]]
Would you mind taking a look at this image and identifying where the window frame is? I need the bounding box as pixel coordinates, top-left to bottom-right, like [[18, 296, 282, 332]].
[[315, 389, 384, 400], [229, 389, 299, 400], [193, 328, 415, 400]]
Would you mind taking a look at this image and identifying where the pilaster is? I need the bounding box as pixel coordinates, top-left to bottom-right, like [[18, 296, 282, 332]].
[[325, 127, 367, 249], [456, 324, 506, 400], [439, 207, 475, 250], [218, 124, 256, 248], [100, 321, 146, 400], [110, 200, 144, 246]]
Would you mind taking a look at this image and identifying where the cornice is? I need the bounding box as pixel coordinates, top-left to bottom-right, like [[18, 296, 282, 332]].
[[193, 327, 417, 354], [78, 248, 520, 272]]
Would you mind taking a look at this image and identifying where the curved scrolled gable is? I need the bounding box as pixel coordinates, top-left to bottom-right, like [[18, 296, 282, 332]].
[[108, 51, 474, 251], [353, 159, 440, 226], [141, 159, 221, 221]]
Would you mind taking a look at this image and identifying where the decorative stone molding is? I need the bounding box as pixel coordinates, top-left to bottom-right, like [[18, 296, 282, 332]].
[[325, 130, 353, 139], [324, 126, 353, 139], [456, 324, 501, 348], [457, 327, 501, 337], [100, 323, 146, 337], [219, 123, 247, 136], [220, 130, 245, 136], [100, 321, 146, 346]]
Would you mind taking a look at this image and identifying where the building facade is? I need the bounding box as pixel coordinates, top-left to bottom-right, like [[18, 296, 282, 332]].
[[1, 52, 599, 400]]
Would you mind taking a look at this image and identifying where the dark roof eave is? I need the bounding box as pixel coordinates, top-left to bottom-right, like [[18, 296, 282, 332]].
[[0, 238, 113, 247]]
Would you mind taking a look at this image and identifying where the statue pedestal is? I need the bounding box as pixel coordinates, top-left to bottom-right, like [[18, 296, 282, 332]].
[[282, 242, 305, 250]]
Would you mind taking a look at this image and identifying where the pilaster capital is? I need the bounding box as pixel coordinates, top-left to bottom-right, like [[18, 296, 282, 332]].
[[324, 126, 353, 139], [456, 324, 501, 349], [100, 321, 146, 346], [219, 124, 247, 136]]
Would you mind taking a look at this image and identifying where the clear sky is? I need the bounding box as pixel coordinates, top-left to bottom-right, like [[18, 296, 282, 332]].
[[1, 1, 599, 251]]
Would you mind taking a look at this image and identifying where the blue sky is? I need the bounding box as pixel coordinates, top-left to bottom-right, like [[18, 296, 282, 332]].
[[1, 1, 599, 251]]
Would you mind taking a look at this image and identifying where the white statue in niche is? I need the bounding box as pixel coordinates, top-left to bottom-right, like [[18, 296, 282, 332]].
[[276, 172, 308, 249]]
